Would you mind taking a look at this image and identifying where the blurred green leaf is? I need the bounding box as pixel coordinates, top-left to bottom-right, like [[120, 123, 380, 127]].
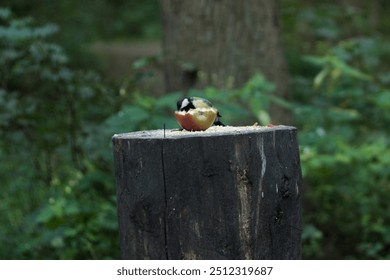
[[257, 110, 271, 125], [155, 92, 182, 109]]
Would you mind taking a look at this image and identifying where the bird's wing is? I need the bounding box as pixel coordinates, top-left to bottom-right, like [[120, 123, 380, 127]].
[[192, 97, 214, 109]]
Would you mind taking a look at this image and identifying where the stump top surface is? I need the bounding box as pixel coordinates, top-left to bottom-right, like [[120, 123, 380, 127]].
[[112, 125, 296, 140]]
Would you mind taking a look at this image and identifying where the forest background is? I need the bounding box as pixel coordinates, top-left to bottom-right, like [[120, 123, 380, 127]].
[[1, 0, 390, 259]]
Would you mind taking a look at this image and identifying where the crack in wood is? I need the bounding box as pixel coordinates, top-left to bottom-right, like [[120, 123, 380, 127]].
[[160, 139, 170, 259]]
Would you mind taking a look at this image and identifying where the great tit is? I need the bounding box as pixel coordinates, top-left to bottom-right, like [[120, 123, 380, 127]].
[[176, 97, 225, 126]]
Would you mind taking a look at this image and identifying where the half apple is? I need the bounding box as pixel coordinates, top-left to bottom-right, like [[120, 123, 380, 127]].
[[175, 107, 218, 131]]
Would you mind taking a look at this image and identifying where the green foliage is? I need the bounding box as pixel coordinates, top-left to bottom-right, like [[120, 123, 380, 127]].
[[289, 19, 390, 259], [104, 92, 182, 132], [21, 171, 118, 259], [2, 0, 161, 69], [281, 0, 390, 258], [0, 7, 119, 259]]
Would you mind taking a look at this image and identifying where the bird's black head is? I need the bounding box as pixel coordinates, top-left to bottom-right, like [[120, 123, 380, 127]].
[[177, 97, 195, 112], [176, 99, 184, 111]]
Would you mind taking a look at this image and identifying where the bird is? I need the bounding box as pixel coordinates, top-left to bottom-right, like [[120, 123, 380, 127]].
[[176, 97, 225, 126], [175, 97, 225, 131]]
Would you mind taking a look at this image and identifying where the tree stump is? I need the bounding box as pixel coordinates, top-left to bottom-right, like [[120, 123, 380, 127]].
[[112, 126, 302, 259]]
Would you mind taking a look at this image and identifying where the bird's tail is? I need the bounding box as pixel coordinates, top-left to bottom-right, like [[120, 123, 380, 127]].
[[213, 117, 225, 126]]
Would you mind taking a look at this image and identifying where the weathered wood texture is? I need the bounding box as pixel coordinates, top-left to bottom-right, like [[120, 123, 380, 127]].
[[112, 126, 302, 259]]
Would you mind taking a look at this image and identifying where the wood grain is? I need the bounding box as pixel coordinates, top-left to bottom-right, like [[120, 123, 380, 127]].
[[113, 126, 302, 259]]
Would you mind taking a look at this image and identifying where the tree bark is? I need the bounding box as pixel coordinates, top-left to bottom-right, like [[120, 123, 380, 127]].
[[161, 0, 291, 124], [113, 126, 302, 259]]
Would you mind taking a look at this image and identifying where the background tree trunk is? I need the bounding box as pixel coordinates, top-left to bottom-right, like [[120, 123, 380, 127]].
[[161, 0, 291, 124]]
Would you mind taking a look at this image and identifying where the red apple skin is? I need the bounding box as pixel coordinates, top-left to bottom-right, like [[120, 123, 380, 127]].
[[175, 110, 217, 131]]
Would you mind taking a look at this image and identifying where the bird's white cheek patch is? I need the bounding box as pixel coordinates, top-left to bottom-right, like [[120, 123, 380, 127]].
[[180, 98, 190, 110]]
